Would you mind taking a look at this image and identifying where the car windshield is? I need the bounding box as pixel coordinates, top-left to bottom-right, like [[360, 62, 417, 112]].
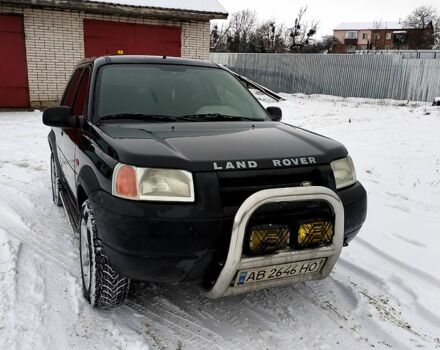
[[94, 64, 268, 122]]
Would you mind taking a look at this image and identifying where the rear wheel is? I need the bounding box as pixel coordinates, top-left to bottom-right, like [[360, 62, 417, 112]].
[[50, 153, 62, 207], [80, 199, 130, 309]]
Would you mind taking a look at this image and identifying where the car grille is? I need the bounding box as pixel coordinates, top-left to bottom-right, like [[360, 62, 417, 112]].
[[216, 166, 332, 211]]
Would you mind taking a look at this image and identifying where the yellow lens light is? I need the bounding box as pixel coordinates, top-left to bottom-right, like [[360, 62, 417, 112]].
[[249, 225, 290, 255], [298, 221, 334, 248]]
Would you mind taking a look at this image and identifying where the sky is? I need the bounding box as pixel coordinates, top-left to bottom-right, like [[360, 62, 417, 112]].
[[214, 0, 435, 37]]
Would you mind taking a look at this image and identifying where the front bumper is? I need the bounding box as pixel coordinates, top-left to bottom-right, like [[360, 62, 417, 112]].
[[89, 181, 367, 284]]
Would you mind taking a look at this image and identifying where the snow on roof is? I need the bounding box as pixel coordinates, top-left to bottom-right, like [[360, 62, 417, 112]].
[[86, 0, 228, 14], [334, 22, 403, 30]]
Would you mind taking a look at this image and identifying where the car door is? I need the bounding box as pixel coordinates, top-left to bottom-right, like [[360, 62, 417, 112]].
[[56, 67, 91, 195], [54, 67, 82, 193], [65, 68, 91, 195]]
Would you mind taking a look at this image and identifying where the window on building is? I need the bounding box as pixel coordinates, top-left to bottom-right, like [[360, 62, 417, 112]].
[[362, 33, 369, 40], [375, 33, 381, 40], [386, 32, 392, 40], [394, 32, 407, 46], [345, 31, 358, 39]]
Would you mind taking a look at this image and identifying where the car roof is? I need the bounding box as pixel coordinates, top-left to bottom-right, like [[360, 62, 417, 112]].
[[78, 55, 220, 69]]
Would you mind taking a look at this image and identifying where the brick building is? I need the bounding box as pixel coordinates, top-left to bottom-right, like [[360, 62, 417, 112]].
[[332, 21, 434, 53], [0, 0, 227, 108]]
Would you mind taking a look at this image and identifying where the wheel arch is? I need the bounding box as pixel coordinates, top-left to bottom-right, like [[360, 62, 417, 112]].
[[48, 129, 62, 171], [48, 129, 56, 152], [76, 165, 101, 208]]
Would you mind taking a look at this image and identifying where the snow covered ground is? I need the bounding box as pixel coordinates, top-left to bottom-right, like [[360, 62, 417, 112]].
[[1, 94, 439, 350]]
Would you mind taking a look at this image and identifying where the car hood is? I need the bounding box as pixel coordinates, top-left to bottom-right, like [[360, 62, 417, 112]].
[[94, 121, 347, 172]]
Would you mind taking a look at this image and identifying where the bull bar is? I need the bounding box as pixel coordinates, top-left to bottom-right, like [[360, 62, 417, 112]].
[[206, 186, 344, 298]]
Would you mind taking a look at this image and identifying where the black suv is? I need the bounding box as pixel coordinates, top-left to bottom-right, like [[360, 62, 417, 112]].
[[43, 56, 367, 309]]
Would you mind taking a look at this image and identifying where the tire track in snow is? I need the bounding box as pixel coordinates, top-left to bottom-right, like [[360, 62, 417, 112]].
[[305, 278, 426, 350], [0, 180, 78, 275], [388, 275, 440, 327], [258, 279, 371, 347], [0, 210, 78, 275], [151, 286, 259, 348], [0, 230, 20, 350], [356, 238, 440, 288], [126, 297, 225, 350], [11, 245, 47, 349], [336, 258, 437, 347], [125, 284, 273, 350]]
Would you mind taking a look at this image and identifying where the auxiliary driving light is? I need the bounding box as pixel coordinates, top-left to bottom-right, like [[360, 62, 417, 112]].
[[297, 220, 334, 248], [248, 224, 290, 255]]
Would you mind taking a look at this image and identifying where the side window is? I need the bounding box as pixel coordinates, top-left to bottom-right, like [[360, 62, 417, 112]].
[[72, 69, 91, 116], [62, 69, 83, 107]]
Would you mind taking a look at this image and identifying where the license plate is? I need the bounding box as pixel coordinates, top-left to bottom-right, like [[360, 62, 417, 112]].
[[235, 258, 326, 286]]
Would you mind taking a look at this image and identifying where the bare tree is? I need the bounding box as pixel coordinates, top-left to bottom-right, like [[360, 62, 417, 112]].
[[228, 10, 257, 36], [404, 5, 439, 48], [210, 8, 320, 53], [210, 22, 230, 52], [249, 20, 273, 53], [210, 10, 257, 52], [227, 10, 257, 52], [273, 23, 289, 52], [288, 7, 319, 52], [404, 5, 437, 28], [248, 20, 287, 53]]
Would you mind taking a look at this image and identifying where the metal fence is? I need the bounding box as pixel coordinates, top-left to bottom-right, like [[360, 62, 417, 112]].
[[210, 53, 440, 102], [355, 50, 440, 59]]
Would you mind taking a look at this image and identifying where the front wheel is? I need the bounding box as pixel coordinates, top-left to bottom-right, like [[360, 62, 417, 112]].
[[80, 199, 130, 309]]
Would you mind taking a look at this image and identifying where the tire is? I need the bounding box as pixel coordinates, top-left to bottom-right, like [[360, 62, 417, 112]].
[[80, 199, 130, 309], [50, 153, 63, 207]]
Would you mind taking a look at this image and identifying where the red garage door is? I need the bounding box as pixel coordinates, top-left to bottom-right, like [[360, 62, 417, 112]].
[[0, 15, 29, 108], [84, 20, 181, 58]]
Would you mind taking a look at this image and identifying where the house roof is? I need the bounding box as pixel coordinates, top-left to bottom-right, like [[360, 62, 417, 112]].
[[334, 22, 403, 30], [86, 0, 228, 15], [0, 0, 228, 19]]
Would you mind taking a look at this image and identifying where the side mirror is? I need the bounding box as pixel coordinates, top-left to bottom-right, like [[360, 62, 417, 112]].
[[266, 106, 282, 121], [42, 106, 77, 128]]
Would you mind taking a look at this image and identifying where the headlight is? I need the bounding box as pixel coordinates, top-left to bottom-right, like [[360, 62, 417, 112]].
[[331, 156, 357, 189], [112, 163, 195, 202]]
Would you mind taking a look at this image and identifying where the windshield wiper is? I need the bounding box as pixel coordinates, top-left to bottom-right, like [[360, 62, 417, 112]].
[[178, 113, 259, 122], [98, 113, 260, 124], [98, 113, 180, 123]]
